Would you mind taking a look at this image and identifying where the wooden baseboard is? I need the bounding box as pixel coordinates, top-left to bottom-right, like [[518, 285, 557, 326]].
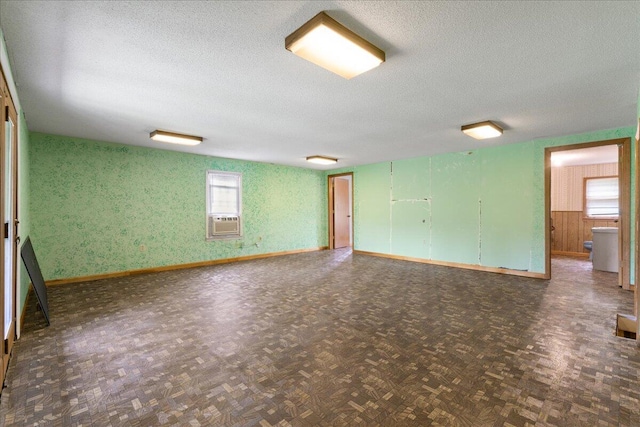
[[45, 246, 329, 287], [551, 250, 590, 258], [353, 250, 547, 279]]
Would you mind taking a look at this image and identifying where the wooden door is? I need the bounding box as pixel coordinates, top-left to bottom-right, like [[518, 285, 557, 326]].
[[333, 178, 351, 248]]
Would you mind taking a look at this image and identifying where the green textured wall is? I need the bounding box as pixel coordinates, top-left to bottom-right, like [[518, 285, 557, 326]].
[[333, 126, 636, 276], [478, 143, 534, 270], [354, 162, 391, 253], [430, 152, 481, 265], [390, 157, 431, 258], [29, 133, 327, 280]]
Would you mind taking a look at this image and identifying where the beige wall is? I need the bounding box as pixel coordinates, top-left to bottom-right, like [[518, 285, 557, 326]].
[[551, 163, 618, 212]]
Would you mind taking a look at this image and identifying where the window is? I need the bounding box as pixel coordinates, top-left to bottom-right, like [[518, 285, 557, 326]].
[[584, 176, 618, 218], [206, 170, 242, 239]]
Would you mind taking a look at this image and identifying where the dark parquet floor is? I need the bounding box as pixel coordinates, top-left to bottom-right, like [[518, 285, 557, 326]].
[[0, 250, 638, 426]]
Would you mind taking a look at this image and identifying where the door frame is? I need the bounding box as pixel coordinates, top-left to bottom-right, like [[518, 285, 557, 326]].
[[634, 119, 639, 344], [5, 87, 18, 352], [0, 64, 19, 387], [0, 59, 4, 390], [545, 137, 631, 287], [328, 172, 354, 250]]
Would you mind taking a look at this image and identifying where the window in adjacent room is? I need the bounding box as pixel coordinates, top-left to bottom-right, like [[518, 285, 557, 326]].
[[583, 176, 618, 218], [206, 170, 242, 239]]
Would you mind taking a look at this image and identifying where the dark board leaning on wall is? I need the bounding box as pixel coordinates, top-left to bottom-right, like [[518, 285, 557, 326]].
[[20, 237, 50, 326]]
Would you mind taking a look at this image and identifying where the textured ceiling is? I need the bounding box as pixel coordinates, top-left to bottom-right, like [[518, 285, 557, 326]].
[[1, 1, 639, 169], [551, 145, 618, 167]]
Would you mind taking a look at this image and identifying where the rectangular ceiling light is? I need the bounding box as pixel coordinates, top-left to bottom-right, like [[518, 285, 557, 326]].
[[461, 121, 503, 140], [306, 155, 338, 165], [285, 11, 385, 79], [150, 130, 203, 146]]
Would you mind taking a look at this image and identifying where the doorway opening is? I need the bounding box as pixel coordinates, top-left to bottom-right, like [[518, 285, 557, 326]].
[[545, 138, 631, 289], [328, 173, 353, 250]]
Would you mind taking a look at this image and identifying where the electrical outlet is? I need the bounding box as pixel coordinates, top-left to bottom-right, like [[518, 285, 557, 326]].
[[139, 244, 146, 252]]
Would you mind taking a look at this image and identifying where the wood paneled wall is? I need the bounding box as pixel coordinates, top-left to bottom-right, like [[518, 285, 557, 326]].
[[551, 163, 617, 211], [551, 211, 618, 255]]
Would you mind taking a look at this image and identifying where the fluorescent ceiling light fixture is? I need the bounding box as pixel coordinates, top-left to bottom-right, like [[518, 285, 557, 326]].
[[306, 155, 338, 165], [150, 130, 203, 146], [285, 11, 385, 79], [461, 121, 503, 140]]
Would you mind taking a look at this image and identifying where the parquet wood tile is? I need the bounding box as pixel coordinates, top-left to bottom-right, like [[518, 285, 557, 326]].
[[0, 251, 638, 426]]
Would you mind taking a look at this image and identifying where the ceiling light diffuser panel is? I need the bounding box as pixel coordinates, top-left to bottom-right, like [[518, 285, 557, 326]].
[[306, 155, 338, 165], [285, 11, 385, 79], [461, 121, 503, 140], [150, 130, 203, 146]]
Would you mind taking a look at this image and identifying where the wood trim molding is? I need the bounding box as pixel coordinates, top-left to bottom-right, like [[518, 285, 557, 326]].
[[551, 250, 590, 258], [545, 138, 630, 154], [634, 117, 639, 345], [327, 172, 354, 250], [618, 139, 631, 289], [544, 148, 552, 279], [327, 175, 334, 249], [45, 246, 329, 287], [353, 250, 548, 279]]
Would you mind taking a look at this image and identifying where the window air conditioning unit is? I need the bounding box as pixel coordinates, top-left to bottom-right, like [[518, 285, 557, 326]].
[[209, 215, 240, 237]]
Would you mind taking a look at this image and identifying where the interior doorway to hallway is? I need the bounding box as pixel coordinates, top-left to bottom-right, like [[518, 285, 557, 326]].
[[328, 173, 353, 250]]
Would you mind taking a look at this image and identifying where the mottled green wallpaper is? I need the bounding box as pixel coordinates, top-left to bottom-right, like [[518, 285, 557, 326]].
[[430, 151, 481, 265], [478, 142, 535, 271], [29, 133, 327, 280], [330, 126, 636, 276], [354, 162, 391, 253], [390, 158, 431, 259]]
